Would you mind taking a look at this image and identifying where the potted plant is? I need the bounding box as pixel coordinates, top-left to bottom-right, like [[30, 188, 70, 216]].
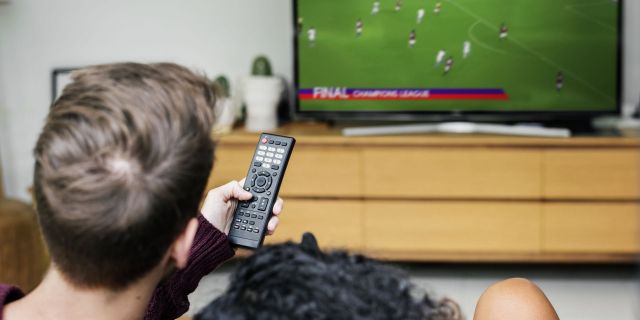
[[243, 55, 283, 132], [212, 75, 236, 135]]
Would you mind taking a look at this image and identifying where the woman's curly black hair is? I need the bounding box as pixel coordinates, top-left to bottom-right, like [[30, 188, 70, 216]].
[[196, 233, 463, 320]]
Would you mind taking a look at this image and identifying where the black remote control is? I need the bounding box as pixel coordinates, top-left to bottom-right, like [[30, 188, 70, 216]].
[[228, 133, 296, 249]]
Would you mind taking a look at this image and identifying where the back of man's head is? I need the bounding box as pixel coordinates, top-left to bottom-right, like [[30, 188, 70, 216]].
[[34, 62, 216, 290], [196, 233, 462, 320]]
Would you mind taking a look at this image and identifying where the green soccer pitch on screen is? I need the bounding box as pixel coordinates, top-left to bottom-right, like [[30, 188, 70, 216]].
[[295, 0, 620, 114]]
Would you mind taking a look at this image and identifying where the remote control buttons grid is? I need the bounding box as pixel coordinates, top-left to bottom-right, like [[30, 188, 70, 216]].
[[232, 209, 266, 235]]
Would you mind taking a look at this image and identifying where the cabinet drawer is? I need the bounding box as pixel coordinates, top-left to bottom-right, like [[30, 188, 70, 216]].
[[265, 199, 363, 250], [363, 149, 541, 198], [543, 150, 640, 199], [280, 146, 361, 197], [543, 203, 639, 253], [207, 145, 362, 197], [206, 146, 255, 189], [364, 201, 541, 253]]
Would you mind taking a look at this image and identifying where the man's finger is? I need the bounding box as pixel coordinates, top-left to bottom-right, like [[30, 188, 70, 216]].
[[222, 180, 252, 201], [267, 216, 279, 235], [272, 197, 284, 216]]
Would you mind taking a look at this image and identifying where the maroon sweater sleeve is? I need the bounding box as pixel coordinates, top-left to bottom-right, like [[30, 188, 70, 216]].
[[0, 285, 24, 320], [145, 215, 235, 320]]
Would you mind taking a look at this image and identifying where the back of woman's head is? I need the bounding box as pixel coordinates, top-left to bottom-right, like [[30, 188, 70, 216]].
[[196, 233, 462, 320]]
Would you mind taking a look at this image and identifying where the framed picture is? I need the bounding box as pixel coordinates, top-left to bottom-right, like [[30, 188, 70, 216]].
[[51, 68, 78, 103]]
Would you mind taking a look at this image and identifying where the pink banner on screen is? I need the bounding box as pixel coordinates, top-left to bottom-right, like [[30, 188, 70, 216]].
[[298, 88, 509, 100]]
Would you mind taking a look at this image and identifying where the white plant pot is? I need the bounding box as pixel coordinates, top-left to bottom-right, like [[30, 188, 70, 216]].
[[213, 98, 236, 135], [244, 76, 283, 132]]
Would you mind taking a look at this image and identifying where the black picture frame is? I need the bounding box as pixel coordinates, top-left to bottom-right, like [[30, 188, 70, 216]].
[[51, 67, 79, 104]]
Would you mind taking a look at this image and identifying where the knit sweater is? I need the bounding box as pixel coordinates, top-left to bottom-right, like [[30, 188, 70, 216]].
[[0, 214, 235, 320]]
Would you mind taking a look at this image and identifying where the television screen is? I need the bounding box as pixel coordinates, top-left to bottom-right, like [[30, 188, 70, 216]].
[[295, 0, 620, 117]]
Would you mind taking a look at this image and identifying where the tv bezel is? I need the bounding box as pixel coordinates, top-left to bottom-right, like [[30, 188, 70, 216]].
[[291, 0, 623, 124]]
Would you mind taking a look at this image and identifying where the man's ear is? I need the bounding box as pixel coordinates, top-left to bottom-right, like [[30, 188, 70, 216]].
[[170, 217, 198, 269]]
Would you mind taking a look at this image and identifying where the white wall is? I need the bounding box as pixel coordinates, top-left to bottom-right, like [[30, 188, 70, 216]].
[[1, 0, 639, 201], [623, 0, 640, 113], [0, 0, 293, 201]]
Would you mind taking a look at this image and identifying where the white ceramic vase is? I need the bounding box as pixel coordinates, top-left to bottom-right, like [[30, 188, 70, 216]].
[[244, 76, 283, 132]]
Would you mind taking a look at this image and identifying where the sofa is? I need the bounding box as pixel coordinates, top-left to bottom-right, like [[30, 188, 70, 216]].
[[0, 168, 49, 292]]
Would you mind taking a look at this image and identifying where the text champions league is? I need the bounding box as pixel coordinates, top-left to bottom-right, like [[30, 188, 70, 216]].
[[299, 88, 509, 100]]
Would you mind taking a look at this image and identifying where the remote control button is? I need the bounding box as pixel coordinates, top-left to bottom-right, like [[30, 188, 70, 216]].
[[251, 214, 257, 218], [250, 174, 258, 186], [234, 224, 239, 229], [254, 229, 259, 233], [266, 191, 271, 196], [235, 218, 241, 222], [266, 152, 274, 157], [240, 201, 249, 208], [268, 140, 274, 144], [256, 176, 267, 187], [241, 226, 246, 230], [275, 141, 281, 145], [253, 162, 261, 167], [267, 147, 276, 152], [261, 138, 268, 144], [259, 171, 270, 177], [243, 220, 248, 224], [264, 158, 272, 163], [276, 148, 285, 153], [272, 172, 278, 176], [262, 163, 271, 169], [282, 142, 287, 146], [247, 227, 253, 232], [244, 187, 251, 191], [252, 187, 265, 193], [271, 165, 279, 170], [257, 151, 266, 156], [264, 176, 272, 189], [251, 204, 256, 209], [275, 154, 283, 159], [258, 145, 267, 150], [251, 168, 256, 173], [258, 215, 264, 220], [255, 156, 264, 161], [249, 221, 255, 225], [258, 198, 269, 211]]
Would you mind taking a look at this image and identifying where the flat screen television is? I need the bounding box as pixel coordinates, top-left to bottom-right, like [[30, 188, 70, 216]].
[[293, 0, 622, 125]]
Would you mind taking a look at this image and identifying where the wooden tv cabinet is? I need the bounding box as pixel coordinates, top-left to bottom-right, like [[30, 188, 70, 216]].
[[206, 123, 640, 263]]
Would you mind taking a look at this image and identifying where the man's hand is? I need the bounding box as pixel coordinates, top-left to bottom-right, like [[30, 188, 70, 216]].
[[200, 179, 284, 235]]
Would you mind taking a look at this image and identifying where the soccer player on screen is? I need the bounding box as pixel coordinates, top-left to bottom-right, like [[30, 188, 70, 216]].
[[463, 40, 471, 59], [307, 26, 316, 47], [434, 2, 442, 15], [408, 29, 416, 48], [444, 56, 454, 75], [556, 71, 564, 91], [371, 0, 380, 15], [395, 0, 402, 12], [417, 7, 425, 23], [356, 19, 363, 37], [500, 23, 508, 40], [297, 17, 304, 35], [435, 49, 446, 66]]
